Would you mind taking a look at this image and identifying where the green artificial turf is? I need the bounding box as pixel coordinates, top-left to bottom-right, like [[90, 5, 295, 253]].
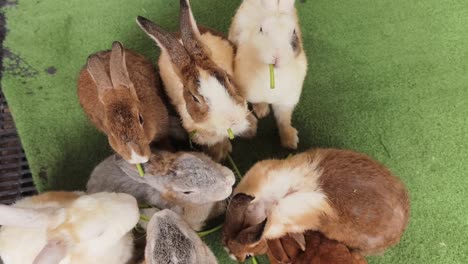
[[2, 0, 468, 263]]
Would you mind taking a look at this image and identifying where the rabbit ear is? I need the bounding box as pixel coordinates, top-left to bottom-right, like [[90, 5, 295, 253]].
[[0, 204, 52, 228], [136, 16, 192, 71], [223, 193, 255, 238], [179, 0, 211, 60], [32, 239, 67, 264], [278, 0, 295, 13], [87, 55, 113, 95], [145, 209, 208, 264], [109, 41, 134, 90], [236, 218, 267, 244]]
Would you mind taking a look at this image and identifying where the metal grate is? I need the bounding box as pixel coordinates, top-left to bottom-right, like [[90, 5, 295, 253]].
[[0, 91, 37, 204]]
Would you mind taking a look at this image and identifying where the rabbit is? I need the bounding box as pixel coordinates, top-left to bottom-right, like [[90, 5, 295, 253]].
[[77, 41, 170, 164], [266, 231, 368, 264], [222, 148, 410, 262], [136, 0, 258, 162], [228, 0, 308, 149], [0, 191, 139, 264], [142, 209, 217, 264], [87, 150, 236, 231]]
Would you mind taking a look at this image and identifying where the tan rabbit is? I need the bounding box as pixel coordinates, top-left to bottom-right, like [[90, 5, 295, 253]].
[[222, 148, 410, 262], [77, 41, 169, 164], [0, 191, 139, 264], [229, 0, 308, 149], [136, 0, 257, 162]]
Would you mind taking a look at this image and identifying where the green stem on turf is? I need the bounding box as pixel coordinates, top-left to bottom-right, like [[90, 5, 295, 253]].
[[227, 128, 235, 140], [197, 224, 223, 237], [189, 130, 198, 149], [227, 153, 242, 180], [269, 64, 275, 89], [251, 256, 258, 264], [136, 163, 145, 177], [139, 214, 150, 222]]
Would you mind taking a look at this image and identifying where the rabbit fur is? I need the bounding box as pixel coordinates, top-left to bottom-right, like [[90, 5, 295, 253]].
[[222, 148, 410, 262], [0, 191, 139, 264], [78, 41, 169, 164], [136, 0, 257, 162], [87, 150, 235, 231], [229, 0, 308, 149]]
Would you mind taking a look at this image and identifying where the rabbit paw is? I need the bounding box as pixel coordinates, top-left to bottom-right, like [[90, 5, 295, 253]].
[[280, 126, 298, 149], [241, 113, 258, 139], [253, 103, 270, 119], [205, 140, 232, 162]]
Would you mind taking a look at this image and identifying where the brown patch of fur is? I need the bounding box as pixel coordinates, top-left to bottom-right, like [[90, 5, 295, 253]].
[[267, 231, 367, 264], [30, 192, 80, 205], [147, 151, 178, 175]]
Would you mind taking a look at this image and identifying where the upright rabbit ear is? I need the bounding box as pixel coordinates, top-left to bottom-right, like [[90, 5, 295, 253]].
[[278, 0, 295, 13], [179, 0, 211, 60], [109, 41, 134, 90], [136, 16, 192, 72], [32, 239, 67, 264], [0, 204, 51, 228], [87, 55, 113, 96]]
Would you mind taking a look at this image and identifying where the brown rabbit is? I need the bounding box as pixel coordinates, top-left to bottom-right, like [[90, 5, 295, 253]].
[[266, 231, 368, 264], [222, 148, 410, 262], [78, 41, 169, 164]]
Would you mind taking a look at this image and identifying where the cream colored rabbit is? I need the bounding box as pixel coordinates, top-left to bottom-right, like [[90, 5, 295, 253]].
[[0, 191, 139, 264], [229, 0, 308, 149]]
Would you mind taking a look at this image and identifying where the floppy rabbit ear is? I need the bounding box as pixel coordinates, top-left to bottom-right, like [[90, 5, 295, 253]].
[[179, 0, 212, 59], [109, 41, 134, 90], [0, 204, 52, 228], [87, 55, 113, 97], [236, 218, 267, 244], [278, 0, 295, 13], [136, 16, 192, 71], [33, 239, 67, 264], [223, 193, 255, 238]]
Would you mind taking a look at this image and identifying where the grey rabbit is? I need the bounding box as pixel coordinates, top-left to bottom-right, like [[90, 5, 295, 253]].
[[87, 150, 235, 231], [143, 209, 217, 264]]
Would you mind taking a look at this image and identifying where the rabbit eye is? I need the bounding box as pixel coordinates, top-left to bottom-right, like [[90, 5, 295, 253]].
[[293, 28, 296, 34], [191, 94, 201, 104], [138, 113, 144, 125], [259, 27, 263, 33], [183, 191, 193, 195]]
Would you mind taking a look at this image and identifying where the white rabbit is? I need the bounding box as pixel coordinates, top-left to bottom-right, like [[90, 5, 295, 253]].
[[229, 0, 308, 149], [0, 191, 139, 264]]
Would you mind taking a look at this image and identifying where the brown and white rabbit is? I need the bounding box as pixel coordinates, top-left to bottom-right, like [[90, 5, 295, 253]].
[[266, 231, 368, 264], [222, 148, 410, 262], [0, 191, 139, 264], [136, 0, 257, 162], [229, 0, 308, 149], [78, 41, 169, 164]]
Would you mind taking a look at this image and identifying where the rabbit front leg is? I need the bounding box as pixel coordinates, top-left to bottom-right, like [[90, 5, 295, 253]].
[[253, 103, 270, 119], [203, 138, 232, 162], [272, 104, 298, 149]]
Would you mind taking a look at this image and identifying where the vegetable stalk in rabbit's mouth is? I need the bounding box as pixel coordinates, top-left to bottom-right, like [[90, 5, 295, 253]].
[[269, 64, 275, 89]]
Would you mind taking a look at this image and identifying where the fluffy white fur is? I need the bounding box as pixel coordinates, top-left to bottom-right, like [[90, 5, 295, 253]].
[[158, 33, 250, 146], [129, 148, 149, 164], [0, 192, 138, 264]]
